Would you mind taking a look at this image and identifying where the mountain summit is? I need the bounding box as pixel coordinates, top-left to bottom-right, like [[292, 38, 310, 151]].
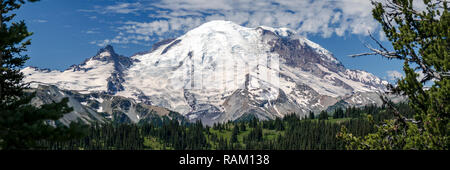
[[22, 20, 389, 125]]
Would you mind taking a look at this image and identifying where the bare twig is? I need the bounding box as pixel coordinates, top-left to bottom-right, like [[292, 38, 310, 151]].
[[349, 43, 404, 60]]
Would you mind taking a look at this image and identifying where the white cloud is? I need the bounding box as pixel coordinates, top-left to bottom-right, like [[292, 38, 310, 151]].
[[90, 32, 155, 47], [85, 0, 392, 46], [102, 2, 145, 14], [120, 20, 170, 36], [415, 70, 426, 81], [86, 30, 97, 34], [84, 28, 101, 34], [386, 70, 403, 81], [384, 69, 437, 85], [33, 19, 48, 23]]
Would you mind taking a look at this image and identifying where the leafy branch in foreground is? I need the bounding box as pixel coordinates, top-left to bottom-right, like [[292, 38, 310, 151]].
[[338, 0, 449, 150]]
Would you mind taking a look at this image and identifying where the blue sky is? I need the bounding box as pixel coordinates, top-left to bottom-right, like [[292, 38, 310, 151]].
[[16, 0, 406, 82]]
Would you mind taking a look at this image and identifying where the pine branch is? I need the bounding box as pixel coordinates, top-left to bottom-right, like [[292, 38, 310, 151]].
[[378, 93, 420, 126]]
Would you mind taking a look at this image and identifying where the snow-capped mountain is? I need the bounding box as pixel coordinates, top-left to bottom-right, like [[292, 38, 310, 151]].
[[22, 45, 136, 95], [22, 20, 390, 125]]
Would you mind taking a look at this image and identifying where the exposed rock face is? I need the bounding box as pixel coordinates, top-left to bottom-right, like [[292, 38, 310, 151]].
[[26, 84, 186, 126], [151, 38, 176, 52], [22, 20, 394, 125]]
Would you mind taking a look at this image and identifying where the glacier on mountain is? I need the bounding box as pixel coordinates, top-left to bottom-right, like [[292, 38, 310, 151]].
[[22, 20, 391, 125]]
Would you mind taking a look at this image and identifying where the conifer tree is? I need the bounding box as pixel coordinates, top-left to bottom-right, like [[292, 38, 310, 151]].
[[318, 111, 328, 120], [0, 0, 85, 150], [231, 125, 239, 143], [309, 111, 315, 119], [339, 0, 449, 150], [239, 122, 246, 131]]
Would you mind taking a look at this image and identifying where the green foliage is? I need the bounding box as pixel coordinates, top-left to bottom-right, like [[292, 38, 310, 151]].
[[231, 125, 239, 143], [339, 0, 449, 150], [308, 111, 314, 119], [273, 118, 284, 131], [40, 104, 409, 150], [0, 0, 86, 150], [0, 0, 37, 103], [318, 110, 329, 120], [333, 107, 345, 119], [239, 122, 246, 131]]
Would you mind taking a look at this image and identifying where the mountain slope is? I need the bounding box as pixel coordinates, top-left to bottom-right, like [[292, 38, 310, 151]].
[[22, 45, 136, 95], [22, 20, 390, 125], [25, 84, 186, 126]]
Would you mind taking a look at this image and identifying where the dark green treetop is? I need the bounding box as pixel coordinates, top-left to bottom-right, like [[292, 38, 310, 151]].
[[339, 0, 449, 150], [0, 0, 86, 150]]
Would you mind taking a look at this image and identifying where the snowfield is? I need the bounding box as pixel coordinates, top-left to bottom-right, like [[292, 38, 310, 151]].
[[22, 20, 389, 125]]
